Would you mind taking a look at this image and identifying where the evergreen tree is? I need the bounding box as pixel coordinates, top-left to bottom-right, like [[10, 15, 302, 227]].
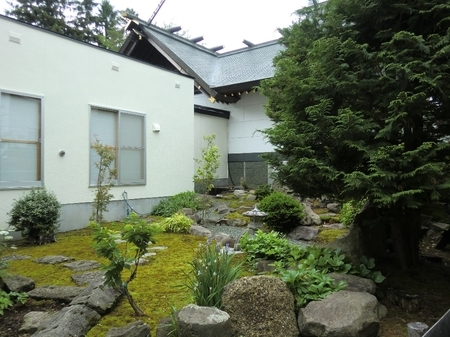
[[5, 0, 71, 35], [260, 0, 450, 269], [5, 0, 133, 51], [71, 0, 99, 44]]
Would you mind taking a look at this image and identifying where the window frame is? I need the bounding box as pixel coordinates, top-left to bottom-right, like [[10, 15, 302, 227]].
[[89, 105, 146, 187], [0, 89, 43, 190]]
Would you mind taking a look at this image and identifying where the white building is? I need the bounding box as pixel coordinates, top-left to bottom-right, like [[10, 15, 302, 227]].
[[120, 14, 281, 189], [0, 15, 195, 232]]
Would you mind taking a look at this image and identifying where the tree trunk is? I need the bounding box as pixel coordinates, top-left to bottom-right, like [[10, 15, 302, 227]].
[[123, 286, 146, 316], [389, 206, 421, 269]]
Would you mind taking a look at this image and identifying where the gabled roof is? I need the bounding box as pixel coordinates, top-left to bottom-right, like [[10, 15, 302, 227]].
[[120, 15, 283, 103]]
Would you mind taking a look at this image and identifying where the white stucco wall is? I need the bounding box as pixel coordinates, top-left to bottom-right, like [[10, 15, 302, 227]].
[[194, 112, 228, 181], [194, 92, 273, 155], [0, 16, 194, 231]]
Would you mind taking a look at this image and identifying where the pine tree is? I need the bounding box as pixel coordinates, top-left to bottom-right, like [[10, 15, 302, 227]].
[[260, 0, 450, 269]]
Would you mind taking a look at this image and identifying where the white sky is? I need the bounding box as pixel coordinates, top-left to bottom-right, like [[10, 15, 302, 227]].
[[115, 0, 308, 52], [1, 0, 309, 53]]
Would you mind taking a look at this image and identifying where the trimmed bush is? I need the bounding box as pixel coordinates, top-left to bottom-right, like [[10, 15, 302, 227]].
[[258, 192, 305, 233], [254, 184, 274, 200], [8, 187, 61, 244]]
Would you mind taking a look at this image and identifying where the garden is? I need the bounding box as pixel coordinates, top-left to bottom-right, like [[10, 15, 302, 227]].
[[1, 186, 450, 337]]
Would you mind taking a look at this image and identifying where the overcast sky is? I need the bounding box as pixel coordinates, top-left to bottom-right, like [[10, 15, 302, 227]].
[[113, 0, 308, 52], [1, 0, 309, 53]]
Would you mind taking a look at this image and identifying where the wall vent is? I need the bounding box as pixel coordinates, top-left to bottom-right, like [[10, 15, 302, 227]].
[[9, 31, 21, 44]]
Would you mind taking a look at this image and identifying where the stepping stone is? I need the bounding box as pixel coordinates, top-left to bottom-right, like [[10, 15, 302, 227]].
[[4, 274, 35, 292], [1, 254, 31, 261], [19, 311, 54, 334], [149, 246, 168, 250], [28, 285, 85, 303], [71, 281, 122, 315], [72, 271, 105, 286], [142, 252, 156, 258], [63, 260, 101, 271], [35, 256, 74, 264]]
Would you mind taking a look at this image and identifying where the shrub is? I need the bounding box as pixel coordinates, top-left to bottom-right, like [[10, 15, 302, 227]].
[[193, 134, 220, 194], [8, 187, 61, 244], [152, 191, 201, 217], [156, 212, 193, 233], [280, 267, 347, 308], [254, 184, 274, 200], [239, 230, 300, 263], [182, 243, 243, 309], [340, 199, 366, 227], [258, 192, 305, 233]]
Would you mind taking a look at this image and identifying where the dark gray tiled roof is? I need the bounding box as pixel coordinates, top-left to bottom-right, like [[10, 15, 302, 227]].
[[141, 25, 283, 89]]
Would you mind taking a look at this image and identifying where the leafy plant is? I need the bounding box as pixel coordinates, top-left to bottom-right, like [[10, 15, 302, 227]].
[[156, 212, 193, 234], [152, 191, 201, 217], [255, 184, 274, 200], [194, 134, 221, 194], [0, 290, 28, 316], [297, 247, 352, 274], [182, 243, 243, 309], [239, 230, 299, 263], [8, 187, 61, 244], [258, 192, 305, 233], [350, 256, 386, 283], [340, 199, 366, 228], [280, 266, 347, 308], [91, 139, 117, 223], [91, 212, 161, 316]]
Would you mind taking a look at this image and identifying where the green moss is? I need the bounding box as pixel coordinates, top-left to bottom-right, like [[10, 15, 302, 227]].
[[315, 228, 349, 244], [225, 212, 248, 223], [2, 225, 257, 337]]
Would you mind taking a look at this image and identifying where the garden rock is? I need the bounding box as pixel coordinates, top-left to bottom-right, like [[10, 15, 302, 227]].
[[28, 285, 85, 303], [190, 225, 211, 237], [19, 311, 53, 334], [215, 204, 230, 215], [327, 202, 341, 213], [254, 259, 276, 273], [301, 203, 322, 226], [177, 304, 232, 337], [288, 226, 319, 241], [247, 194, 257, 201], [221, 275, 299, 337], [72, 271, 105, 286], [70, 280, 122, 315], [106, 320, 150, 337], [207, 232, 237, 248], [298, 290, 382, 337], [327, 272, 377, 295], [0, 254, 31, 262], [32, 304, 101, 337], [233, 189, 246, 198], [323, 223, 345, 229], [3, 274, 35, 292], [326, 224, 364, 265], [156, 316, 173, 337], [34, 256, 74, 264], [63, 260, 101, 271]]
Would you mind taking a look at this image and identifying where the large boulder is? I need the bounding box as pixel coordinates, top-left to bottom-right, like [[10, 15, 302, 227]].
[[298, 290, 383, 337], [326, 224, 363, 265], [177, 304, 231, 337], [190, 225, 211, 237], [221, 275, 299, 337]]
